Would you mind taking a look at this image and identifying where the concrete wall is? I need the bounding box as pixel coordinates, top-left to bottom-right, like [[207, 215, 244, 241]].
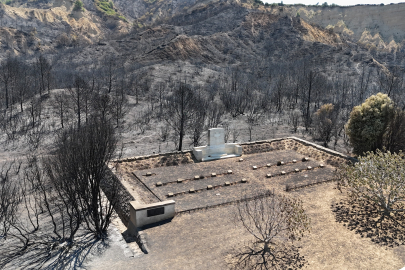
[[193, 143, 242, 161], [128, 200, 175, 233], [112, 150, 192, 163]]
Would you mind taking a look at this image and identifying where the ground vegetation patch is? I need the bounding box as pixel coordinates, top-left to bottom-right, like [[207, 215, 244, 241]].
[[333, 197, 405, 248]]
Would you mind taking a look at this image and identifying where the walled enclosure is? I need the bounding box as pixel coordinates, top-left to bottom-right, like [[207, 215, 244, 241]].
[[106, 137, 355, 231]]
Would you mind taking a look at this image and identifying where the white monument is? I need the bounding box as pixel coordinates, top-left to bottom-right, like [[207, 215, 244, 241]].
[[192, 128, 242, 161]]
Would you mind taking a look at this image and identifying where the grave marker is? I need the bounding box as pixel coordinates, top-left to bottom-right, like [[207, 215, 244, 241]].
[[192, 128, 242, 161]]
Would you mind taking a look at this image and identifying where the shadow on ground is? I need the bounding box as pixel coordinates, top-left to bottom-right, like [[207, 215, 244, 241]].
[[332, 198, 405, 248], [227, 241, 306, 270], [0, 232, 110, 270]]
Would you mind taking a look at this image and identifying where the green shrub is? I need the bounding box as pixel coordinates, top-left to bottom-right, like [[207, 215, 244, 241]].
[[338, 150, 405, 219], [95, 0, 117, 16], [73, 0, 84, 11], [118, 15, 127, 22], [345, 93, 395, 156], [314, 103, 337, 147]]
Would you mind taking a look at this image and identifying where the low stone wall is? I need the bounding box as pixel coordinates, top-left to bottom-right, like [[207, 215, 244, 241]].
[[240, 137, 356, 166], [287, 137, 357, 163], [113, 138, 354, 173], [112, 150, 194, 170], [101, 168, 135, 226]]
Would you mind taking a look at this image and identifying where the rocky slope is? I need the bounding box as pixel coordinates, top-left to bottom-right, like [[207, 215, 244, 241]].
[[122, 0, 405, 52], [0, 0, 404, 75], [118, 11, 344, 65], [111, 0, 405, 51], [0, 0, 130, 58], [26, 0, 394, 96], [291, 4, 405, 49]]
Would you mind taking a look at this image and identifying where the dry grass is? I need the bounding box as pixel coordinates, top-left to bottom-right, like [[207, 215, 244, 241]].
[[297, 184, 405, 269]]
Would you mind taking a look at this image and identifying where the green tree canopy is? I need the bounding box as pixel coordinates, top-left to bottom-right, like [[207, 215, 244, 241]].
[[345, 93, 395, 156], [73, 0, 84, 11]]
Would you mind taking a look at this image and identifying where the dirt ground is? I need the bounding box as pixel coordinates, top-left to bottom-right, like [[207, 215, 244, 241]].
[[86, 139, 405, 270], [86, 182, 405, 270]]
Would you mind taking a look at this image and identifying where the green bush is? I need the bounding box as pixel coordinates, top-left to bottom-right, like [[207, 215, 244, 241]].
[[345, 93, 395, 156], [73, 0, 84, 11], [314, 103, 336, 147], [118, 15, 127, 22], [94, 0, 126, 21], [95, 0, 117, 16], [339, 150, 405, 219]]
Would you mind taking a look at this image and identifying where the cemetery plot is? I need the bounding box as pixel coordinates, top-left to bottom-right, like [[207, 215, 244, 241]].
[[129, 150, 336, 212], [111, 138, 404, 270]]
